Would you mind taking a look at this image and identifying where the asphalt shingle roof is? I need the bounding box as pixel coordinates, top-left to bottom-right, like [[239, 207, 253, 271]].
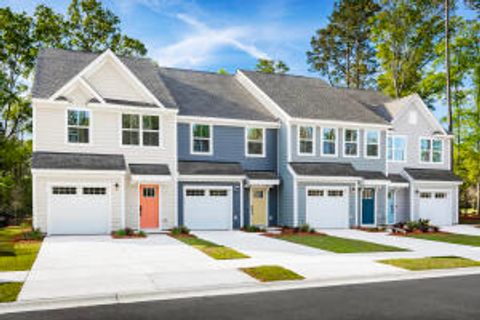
[[388, 174, 409, 184], [129, 164, 170, 175], [289, 162, 360, 177], [245, 171, 279, 180], [357, 170, 388, 180], [178, 161, 244, 176], [32, 152, 126, 171], [241, 70, 389, 125], [405, 168, 462, 182]]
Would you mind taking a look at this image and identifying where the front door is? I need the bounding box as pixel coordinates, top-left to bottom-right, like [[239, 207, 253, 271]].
[[140, 184, 159, 229], [387, 191, 395, 224], [251, 187, 268, 225], [362, 188, 375, 225]]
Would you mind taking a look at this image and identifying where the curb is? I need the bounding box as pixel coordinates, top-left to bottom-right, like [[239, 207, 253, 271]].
[[2, 267, 480, 315]]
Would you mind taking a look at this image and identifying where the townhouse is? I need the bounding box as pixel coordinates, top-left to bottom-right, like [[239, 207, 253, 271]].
[[30, 48, 461, 235]]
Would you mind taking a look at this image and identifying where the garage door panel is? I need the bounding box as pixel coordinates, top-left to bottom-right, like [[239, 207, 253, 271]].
[[306, 187, 349, 229], [419, 190, 452, 226], [184, 187, 232, 230]]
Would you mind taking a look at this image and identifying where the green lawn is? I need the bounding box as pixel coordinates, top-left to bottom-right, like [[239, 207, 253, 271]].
[[0, 282, 23, 303], [379, 256, 480, 271], [409, 233, 480, 247], [273, 234, 406, 253], [241, 265, 304, 282], [171, 235, 249, 260], [0, 227, 43, 271]]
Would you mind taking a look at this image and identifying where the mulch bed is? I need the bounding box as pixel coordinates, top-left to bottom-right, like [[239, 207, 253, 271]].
[[354, 226, 386, 233], [390, 230, 449, 237]]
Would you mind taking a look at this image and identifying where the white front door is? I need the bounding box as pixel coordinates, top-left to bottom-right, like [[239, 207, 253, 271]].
[[418, 190, 452, 226], [183, 187, 232, 230], [48, 185, 110, 235], [306, 187, 349, 228]]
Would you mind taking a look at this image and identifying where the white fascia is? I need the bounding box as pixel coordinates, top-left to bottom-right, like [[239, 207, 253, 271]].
[[31, 169, 126, 176], [178, 115, 279, 128], [178, 175, 246, 182]]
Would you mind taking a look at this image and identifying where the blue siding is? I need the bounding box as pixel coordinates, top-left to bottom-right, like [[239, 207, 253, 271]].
[[178, 181, 242, 229], [278, 124, 295, 226], [178, 123, 277, 171]]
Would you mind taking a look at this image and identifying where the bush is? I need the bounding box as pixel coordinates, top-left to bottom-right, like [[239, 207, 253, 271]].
[[171, 226, 190, 235], [20, 229, 45, 241], [243, 225, 265, 233], [298, 224, 315, 233], [111, 228, 146, 238], [393, 219, 438, 234]]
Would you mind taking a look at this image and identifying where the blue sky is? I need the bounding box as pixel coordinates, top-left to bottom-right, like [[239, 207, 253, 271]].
[[2, 0, 477, 121]]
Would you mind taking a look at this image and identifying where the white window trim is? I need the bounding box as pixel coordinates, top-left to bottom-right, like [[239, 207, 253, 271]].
[[245, 127, 266, 157], [320, 127, 338, 157], [364, 130, 380, 159], [297, 125, 316, 156], [190, 123, 213, 155], [343, 128, 359, 158], [119, 113, 163, 148], [65, 107, 92, 145], [387, 134, 407, 163], [419, 137, 444, 164]]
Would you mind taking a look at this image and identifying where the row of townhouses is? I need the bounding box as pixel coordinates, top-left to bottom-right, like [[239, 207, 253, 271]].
[[30, 48, 462, 235]]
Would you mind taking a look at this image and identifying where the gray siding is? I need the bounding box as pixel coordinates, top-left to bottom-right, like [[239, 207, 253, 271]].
[[278, 124, 295, 226], [291, 126, 387, 173], [392, 187, 410, 223], [387, 105, 451, 174], [177, 123, 277, 171], [177, 181, 242, 229], [376, 186, 387, 225]]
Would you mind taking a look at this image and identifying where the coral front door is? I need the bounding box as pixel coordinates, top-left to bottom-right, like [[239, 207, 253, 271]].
[[251, 187, 268, 226], [140, 185, 159, 229]]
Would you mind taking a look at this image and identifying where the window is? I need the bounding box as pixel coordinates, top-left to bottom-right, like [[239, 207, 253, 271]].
[[67, 109, 90, 143], [322, 127, 337, 156], [122, 114, 140, 145], [142, 115, 160, 146], [298, 126, 314, 155], [344, 129, 359, 157], [420, 192, 431, 199], [246, 128, 265, 156], [387, 136, 406, 162], [142, 187, 155, 198], [362, 189, 374, 199], [52, 187, 76, 195], [83, 187, 106, 195], [365, 130, 380, 158], [122, 114, 160, 146], [210, 190, 228, 197], [253, 190, 264, 198], [308, 190, 324, 197], [186, 189, 205, 196], [420, 138, 443, 163], [435, 192, 447, 199], [191, 124, 211, 154], [328, 190, 344, 197]]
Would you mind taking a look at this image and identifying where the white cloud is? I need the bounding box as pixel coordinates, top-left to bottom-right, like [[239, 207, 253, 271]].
[[154, 14, 269, 68]]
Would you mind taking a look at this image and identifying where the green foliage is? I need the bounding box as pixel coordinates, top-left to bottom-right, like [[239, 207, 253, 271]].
[[217, 68, 229, 75], [298, 224, 314, 233], [111, 228, 147, 238], [307, 0, 380, 88], [170, 225, 190, 235], [255, 58, 289, 74], [242, 225, 266, 233]]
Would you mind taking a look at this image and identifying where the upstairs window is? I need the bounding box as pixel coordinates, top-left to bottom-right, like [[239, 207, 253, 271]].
[[298, 126, 314, 155], [67, 109, 90, 143], [365, 130, 380, 158], [142, 115, 160, 146], [246, 128, 265, 157], [420, 138, 443, 163], [387, 135, 406, 162], [122, 114, 140, 145], [321, 127, 337, 156], [191, 124, 212, 154], [344, 129, 359, 157], [122, 114, 160, 146]]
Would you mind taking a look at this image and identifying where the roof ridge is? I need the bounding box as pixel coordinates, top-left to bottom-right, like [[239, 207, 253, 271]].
[[159, 66, 233, 77], [239, 69, 329, 84]]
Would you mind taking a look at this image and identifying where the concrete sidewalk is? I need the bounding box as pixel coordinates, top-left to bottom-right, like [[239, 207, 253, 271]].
[[442, 225, 480, 236]]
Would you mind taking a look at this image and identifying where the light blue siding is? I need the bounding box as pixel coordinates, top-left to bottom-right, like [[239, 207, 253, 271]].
[[278, 124, 295, 226], [391, 187, 410, 223]]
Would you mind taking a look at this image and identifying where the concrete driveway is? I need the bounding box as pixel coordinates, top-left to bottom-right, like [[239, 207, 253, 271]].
[[441, 225, 480, 236], [19, 235, 254, 301]]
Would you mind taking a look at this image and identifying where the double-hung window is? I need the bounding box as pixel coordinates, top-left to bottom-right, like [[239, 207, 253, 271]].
[[387, 135, 406, 162], [298, 126, 314, 155], [344, 129, 359, 157], [322, 127, 337, 156], [67, 109, 90, 143], [191, 124, 212, 154], [246, 128, 265, 157], [420, 138, 443, 163], [122, 114, 160, 146], [365, 130, 380, 158]]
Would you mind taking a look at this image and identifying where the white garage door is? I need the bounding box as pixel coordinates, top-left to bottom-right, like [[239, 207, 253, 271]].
[[306, 187, 349, 229], [419, 190, 452, 226], [184, 187, 232, 230], [48, 186, 110, 235]]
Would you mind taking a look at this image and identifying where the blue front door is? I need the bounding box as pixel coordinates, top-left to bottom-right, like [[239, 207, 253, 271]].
[[362, 189, 375, 225], [387, 191, 395, 224]]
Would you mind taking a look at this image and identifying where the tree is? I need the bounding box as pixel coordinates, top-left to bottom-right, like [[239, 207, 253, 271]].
[[371, 0, 445, 98], [307, 0, 380, 89], [255, 59, 289, 74], [217, 68, 229, 75]]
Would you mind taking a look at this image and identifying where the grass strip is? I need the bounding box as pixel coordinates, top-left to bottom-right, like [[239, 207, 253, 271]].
[[171, 235, 249, 260], [0, 282, 23, 303], [379, 256, 480, 271], [241, 265, 304, 282]]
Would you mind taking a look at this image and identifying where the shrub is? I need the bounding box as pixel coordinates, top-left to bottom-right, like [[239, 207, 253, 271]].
[[137, 230, 147, 237], [171, 226, 190, 235], [20, 229, 45, 241], [243, 225, 266, 233], [298, 224, 310, 233], [111, 228, 146, 238]]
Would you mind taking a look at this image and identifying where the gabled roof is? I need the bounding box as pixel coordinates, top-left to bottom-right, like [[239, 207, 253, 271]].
[[32, 48, 177, 108], [32, 152, 126, 171], [404, 168, 462, 182], [178, 161, 244, 176], [159, 68, 277, 122], [240, 70, 389, 125]]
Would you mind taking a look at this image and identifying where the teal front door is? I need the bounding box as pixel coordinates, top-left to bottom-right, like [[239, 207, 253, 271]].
[[387, 191, 395, 224], [362, 188, 375, 225]]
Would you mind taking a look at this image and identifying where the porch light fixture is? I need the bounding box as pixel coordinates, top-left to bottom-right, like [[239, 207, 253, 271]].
[[114, 183, 119, 191]]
